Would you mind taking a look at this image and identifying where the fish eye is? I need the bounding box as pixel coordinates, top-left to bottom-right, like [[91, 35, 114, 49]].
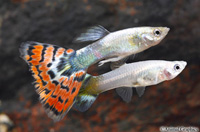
[[154, 29, 161, 37], [174, 64, 180, 71]]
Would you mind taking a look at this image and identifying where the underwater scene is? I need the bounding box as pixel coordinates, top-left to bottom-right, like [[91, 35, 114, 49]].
[[0, 0, 199, 132]]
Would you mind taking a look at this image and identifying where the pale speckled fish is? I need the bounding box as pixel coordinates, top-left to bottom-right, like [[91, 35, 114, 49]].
[[19, 26, 169, 122], [73, 60, 187, 112], [76, 26, 170, 67]]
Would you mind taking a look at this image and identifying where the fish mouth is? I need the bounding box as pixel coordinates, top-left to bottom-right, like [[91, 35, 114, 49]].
[[165, 27, 170, 32], [162, 27, 170, 37], [181, 61, 187, 68]]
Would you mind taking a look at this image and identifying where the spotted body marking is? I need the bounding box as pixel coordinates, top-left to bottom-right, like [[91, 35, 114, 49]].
[[19, 41, 86, 121]]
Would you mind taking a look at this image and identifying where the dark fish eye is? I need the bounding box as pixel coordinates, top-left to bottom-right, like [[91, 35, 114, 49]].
[[154, 29, 161, 37], [174, 64, 180, 71]]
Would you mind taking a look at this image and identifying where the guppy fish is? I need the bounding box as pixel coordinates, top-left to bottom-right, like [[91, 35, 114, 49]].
[[74, 60, 187, 112], [19, 26, 169, 121]]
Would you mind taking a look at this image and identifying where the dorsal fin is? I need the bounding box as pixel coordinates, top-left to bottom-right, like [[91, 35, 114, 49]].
[[75, 25, 110, 43], [116, 87, 133, 103]]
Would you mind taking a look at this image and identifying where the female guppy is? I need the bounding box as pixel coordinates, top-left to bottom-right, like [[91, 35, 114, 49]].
[[19, 26, 169, 121], [74, 60, 187, 112]]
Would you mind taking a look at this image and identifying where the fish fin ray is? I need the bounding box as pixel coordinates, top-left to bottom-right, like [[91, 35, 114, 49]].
[[75, 25, 110, 43], [19, 41, 86, 122], [135, 87, 146, 97], [116, 87, 133, 103], [110, 57, 129, 70], [129, 54, 136, 61], [98, 56, 125, 66], [73, 74, 98, 112], [73, 93, 98, 112]]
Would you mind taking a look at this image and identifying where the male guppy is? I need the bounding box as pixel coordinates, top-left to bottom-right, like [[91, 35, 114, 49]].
[[19, 26, 169, 121], [74, 60, 187, 112]]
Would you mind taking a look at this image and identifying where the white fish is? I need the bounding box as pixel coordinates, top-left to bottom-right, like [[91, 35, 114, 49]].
[[73, 60, 187, 112]]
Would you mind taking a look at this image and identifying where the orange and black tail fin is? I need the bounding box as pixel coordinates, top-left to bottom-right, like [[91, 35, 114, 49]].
[[19, 41, 86, 122]]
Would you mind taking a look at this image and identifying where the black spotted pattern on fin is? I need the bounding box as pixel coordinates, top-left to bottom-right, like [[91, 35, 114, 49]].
[[19, 41, 86, 122]]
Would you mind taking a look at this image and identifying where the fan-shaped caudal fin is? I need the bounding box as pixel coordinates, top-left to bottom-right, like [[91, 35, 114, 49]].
[[19, 41, 86, 122]]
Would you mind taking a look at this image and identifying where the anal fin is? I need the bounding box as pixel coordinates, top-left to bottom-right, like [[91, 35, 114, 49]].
[[116, 87, 133, 103], [135, 87, 146, 97], [110, 57, 128, 70], [98, 56, 126, 66]]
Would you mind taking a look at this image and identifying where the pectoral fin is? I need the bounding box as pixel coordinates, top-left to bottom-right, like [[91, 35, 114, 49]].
[[116, 87, 133, 103], [136, 87, 146, 97], [75, 25, 110, 43]]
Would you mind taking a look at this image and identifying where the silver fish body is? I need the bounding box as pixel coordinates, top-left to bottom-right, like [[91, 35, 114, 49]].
[[73, 60, 187, 111], [96, 60, 187, 93], [75, 26, 170, 68], [99, 27, 169, 57]]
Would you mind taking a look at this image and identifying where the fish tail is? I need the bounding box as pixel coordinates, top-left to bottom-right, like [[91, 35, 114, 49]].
[[73, 74, 99, 112], [19, 41, 86, 122]]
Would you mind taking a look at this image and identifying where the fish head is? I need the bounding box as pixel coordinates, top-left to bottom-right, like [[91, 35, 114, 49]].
[[140, 27, 169, 47], [161, 61, 187, 80], [130, 27, 170, 49]]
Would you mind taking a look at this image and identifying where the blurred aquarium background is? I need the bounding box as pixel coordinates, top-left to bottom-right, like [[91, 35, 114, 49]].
[[0, 0, 199, 131]]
